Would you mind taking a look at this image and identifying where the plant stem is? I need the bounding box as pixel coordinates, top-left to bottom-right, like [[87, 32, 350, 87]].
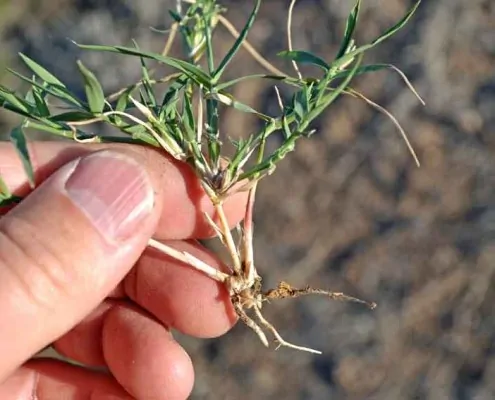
[[214, 201, 242, 275], [147, 238, 229, 282]]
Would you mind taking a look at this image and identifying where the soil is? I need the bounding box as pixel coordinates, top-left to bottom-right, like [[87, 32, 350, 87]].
[[1, 0, 494, 399]]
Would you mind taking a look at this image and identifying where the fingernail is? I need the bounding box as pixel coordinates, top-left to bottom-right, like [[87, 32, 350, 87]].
[[65, 151, 154, 241]]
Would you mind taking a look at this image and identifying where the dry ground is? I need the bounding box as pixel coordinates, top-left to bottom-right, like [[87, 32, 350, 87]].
[[1, 0, 494, 399]]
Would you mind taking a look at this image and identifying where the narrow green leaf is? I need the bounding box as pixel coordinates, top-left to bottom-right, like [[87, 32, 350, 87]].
[[308, 53, 364, 125], [203, 13, 215, 74], [206, 91, 271, 120], [115, 88, 132, 113], [9, 125, 35, 188], [0, 175, 12, 199], [0, 100, 35, 119], [277, 50, 330, 72], [168, 10, 182, 23], [77, 60, 105, 113], [336, 0, 361, 59], [330, 0, 421, 71], [132, 40, 157, 108], [23, 120, 74, 138], [0, 195, 23, 207], [0, 86, 32, 113], [206, 97, 220, 168], [50, 111, 95, 122], [18, 53, 66, 87], [370, 0, 421, 47], [182, 89, 196, 142], [8, 68, 83, 107], [161, 75, 188, 108], [26, 86, 50, 117], [282, 115, 292, 140], [216, 74, 284, 91], [212, 0, 261, 82], [74, 43, 212, 87]]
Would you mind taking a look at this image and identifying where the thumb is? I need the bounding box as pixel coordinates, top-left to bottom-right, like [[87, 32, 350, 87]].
[[0, 149, 160, 380]]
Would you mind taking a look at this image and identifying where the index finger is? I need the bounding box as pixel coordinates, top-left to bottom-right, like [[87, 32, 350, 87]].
[[0, 141, 247, 239]]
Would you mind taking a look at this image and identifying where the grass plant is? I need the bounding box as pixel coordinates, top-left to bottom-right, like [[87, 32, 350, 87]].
[[0, 0, 424, 353]]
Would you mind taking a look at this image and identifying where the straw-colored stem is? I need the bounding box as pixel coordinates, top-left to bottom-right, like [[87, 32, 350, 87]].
[[214, 201, 243, 275], [287, 0, 302, 80], [242, 185, 257, 283], [147, 238, 229, 282]]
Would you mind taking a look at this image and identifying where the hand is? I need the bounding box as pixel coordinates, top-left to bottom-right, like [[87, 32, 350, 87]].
[[0, 141, 247, 400]]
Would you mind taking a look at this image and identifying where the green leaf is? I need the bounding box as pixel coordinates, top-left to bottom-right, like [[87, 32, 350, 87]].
[[77, 60, 105, 113], [161, 74, 188, 108], [205, 97, 220, 168], [277, 50, 330, 72], [370, 0, 421, 47], [26, 85, 50, 117], [18, 53, 66, 87], [115, 88, 133, 113], [50, 111, 95, 122], [182, 89, 196, 142], [168, 10, 182, 23], [23, 120, 74, 138], [216, 74, 285, 91], [7, 68, 82, 107], [133, 40, 157, 108], [0, 174, 12, 199], [308, 53, 364, 125], [206, 91, 271, 121], [330, 0, 421, 71], [0, 85, 32, 113], [74, 42, 212, 87], [9, 125, 35, 188], [0, 195, 23, 207], [336, 0, 361, 59], [8, 68, 83, 107], [282, 115, 292, 140], [212, 0, 261, 82]]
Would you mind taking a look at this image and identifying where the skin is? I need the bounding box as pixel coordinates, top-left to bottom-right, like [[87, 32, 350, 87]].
[[0, 141, 248, 400]]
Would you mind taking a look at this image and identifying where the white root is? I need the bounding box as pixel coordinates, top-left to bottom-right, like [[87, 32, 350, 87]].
[[253, 305, 322, 355]]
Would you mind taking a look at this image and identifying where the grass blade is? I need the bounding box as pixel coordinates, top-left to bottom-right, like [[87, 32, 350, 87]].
[[370, 0, 421, 47], [330, 0, 421, 71], [77, 60, 105, 113], [26, 85, 50, 117], [277, 50, 330, 72], [0, 175, 12, 201], [212, 0, 261, 82], [9, 125, 35, 188], [307, 53, 363, 125], [74, 42, 212, 87], [0, 85, 32, 113], [8, 68, 83, 107], [335, 0, 361, 59], [206, 91, 271, 120], [19, 53, 66, 87]]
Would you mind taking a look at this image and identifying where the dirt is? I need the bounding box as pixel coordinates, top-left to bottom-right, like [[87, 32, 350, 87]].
[[1, 0, 494, 399]]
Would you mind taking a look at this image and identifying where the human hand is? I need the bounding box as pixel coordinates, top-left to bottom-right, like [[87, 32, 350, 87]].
[[0, 141, 247, 400]]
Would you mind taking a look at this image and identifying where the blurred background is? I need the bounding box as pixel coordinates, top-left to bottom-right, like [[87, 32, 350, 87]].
[[1, 0, 494, 398]]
